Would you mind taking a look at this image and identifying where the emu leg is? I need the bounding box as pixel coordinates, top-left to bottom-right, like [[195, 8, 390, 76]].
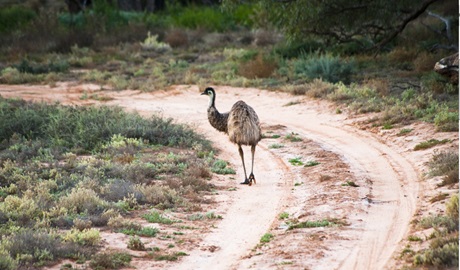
[[248, 145, 256, 185], [238, 145, 250, 185]]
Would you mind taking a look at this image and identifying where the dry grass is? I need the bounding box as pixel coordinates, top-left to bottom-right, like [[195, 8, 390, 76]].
[[238, 54, 277, 79], [387, 47, 418, 64], [165, 29, 189, 48], [413, 51, 444, 73]]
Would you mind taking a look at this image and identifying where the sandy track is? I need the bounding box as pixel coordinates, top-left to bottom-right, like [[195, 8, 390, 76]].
[[0, 84, 421, 269]]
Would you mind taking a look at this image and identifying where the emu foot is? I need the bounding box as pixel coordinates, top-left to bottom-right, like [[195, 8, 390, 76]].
[[240, 179, 250, 185], [241, 174, 256, 186], [249, 173, 256, 186]]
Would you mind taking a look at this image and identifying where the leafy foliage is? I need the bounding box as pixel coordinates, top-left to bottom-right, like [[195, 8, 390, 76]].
[[293, 53, 355, 84], [0, 6, 36, 34], [0, 98, 215, 267]]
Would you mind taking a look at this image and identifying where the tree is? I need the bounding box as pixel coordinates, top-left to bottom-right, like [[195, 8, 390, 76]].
[[223, 0, 454, 50]]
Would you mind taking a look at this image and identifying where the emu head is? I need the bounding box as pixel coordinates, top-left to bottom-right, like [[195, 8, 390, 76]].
[[201, 87, 216, 108]]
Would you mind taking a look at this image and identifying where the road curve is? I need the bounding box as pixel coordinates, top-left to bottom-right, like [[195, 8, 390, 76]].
[[0, 84, 420, 269]]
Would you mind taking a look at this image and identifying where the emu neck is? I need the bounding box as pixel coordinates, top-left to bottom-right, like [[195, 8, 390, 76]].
[[208, 93, 216, 109], [207, 94, 228, 133]]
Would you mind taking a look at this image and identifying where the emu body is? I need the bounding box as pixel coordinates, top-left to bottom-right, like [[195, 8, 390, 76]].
[[201, 87, 261, 185]]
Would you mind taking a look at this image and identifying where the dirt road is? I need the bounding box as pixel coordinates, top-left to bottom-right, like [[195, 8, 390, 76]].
[[0, 84, 425, 269]]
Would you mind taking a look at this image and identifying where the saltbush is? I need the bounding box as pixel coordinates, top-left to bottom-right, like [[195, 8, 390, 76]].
[[0, 6, 36, 33], [294, 53, 355, 84]]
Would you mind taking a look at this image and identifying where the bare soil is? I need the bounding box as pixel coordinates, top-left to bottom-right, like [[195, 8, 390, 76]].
[[0, 83, 457, 270]]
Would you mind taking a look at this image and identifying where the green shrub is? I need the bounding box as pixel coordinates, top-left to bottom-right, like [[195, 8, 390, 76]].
[[172, 6, 224, 31], [170, 6, 253, 32], [211, 160, 236, 175], [127, 236, 146, 251], [288, 157, 303, 166], [89, 252, 132, 270], [414, 139, 450, 151], [59, 188, 107, 215], [294, 53, 355, 84], [260, 233, 274, 243], [434, 107, 459, 132], [415, 242, 459, 267], [120, 227, 159, 237], [14, 59, 69, 74], [0, 67, 43, 84], [446, 194, 459, 222], [0, 97, 211, 153], [5, 229, 89, 266], [63, 228, 101, 246], [143, 211, 176, 224], [0, 6, 36, 33], [428, 151, 459, 178], [288, 219, 335, 230], [421, 72, 457, 95], [273, 40, 323, 59], [0, 252, 16, 270]]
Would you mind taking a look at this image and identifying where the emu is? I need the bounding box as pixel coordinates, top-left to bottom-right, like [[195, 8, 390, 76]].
[[201, 87, 261, 185]]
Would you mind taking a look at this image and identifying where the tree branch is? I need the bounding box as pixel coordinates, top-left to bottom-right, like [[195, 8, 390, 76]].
[[375, 0, 442, 50]]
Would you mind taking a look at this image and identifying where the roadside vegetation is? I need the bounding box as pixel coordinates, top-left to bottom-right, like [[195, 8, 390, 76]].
[[0, 97, 217, 269], [0, 0, 457, 268], [398, 150, 459, 269]]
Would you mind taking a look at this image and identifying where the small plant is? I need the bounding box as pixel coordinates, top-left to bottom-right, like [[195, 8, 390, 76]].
[[293, 53, 355, 84], [342, 181, 359, 187], [427, 150, 458, 186], [286, 132, 302, 142], [154, 252, 187, 261], [430, 193, 449, 203], [269, 143, 284, 149], [187, 213, 204, 221], [140, 32, 171, 53], [260, 233, 274, 243], [283, 101, 301, 107], [205, 211, 223, 219], [238, 54, 277, 79], [62, 228, 101, 246], [414, 139, 450, 151], [279, 212, 289, 220], [304, 160, 320, 167], [89, 252, 132, 269], [288, 157, 304, 166], [408, 235, 423, 242], [211, 159, 236, 175], [143, 211, 176, 224], [127, 236, 146, 251], [382, 123, 393, 130], [288, 219, 345, 230], [120, 227, 159, 237], [397, 128, 413, 136]]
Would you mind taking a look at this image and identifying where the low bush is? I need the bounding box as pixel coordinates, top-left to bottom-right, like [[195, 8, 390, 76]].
[[89, 252, 132, 270], [238, 54, 277, 79], [293, 53, 355, 84], [211, 160, 236, 175], [0, 97, 216, 267], [0, 6, 36, 34]]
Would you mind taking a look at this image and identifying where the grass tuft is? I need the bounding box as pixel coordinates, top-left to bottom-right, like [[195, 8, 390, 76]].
[[413, 139, 450, 151]]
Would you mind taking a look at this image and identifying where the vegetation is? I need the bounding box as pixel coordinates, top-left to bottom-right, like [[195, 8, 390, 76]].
[[260, 233, 274, 243], [404, 152, 459, 268], [427, 150, 459, 186], [0, 0, 457, 268], [288, 219, 336, 230], [288, 157, 303, 166], [414, 139, 450, 151], [0, 97, 215, 268]]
